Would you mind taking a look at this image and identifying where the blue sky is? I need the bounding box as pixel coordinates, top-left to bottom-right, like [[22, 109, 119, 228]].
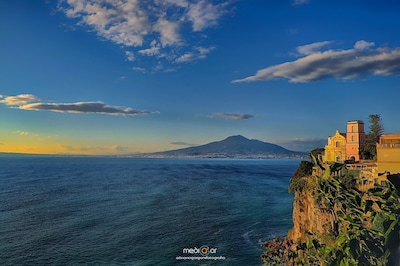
[[1, 0, 400, 154]]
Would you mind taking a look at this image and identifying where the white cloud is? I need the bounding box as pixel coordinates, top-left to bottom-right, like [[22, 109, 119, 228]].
[[296, 41, 333, 55], [63, 0, 150, 46], [1, 94, 158, 116], [138, 46, 161, 56], [185, 0, 228, 31], [354, 40, 375, 50], [125, 51, 135, 61], [154, 18, 182, 46], [233, 40, 400, 83], [0, 94, 39, 105], [58, 0, 232, 70], [175, 46, 214, 63]]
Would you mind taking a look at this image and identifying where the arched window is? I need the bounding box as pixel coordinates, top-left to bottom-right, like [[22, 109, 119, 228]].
[[336, 141, 340, 147], [351, 136, 354, 142]]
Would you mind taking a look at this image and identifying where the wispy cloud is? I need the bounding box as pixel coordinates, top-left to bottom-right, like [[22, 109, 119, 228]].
[[232, 40, 400, 83], [210, 112, 254, 120], [293, 0, 310, 6], [111, 145, 128, 152], [1, 94, 158, 116], [132, 67, 146, 73], [175, 46, 215, 63], [20, 102, 156, 116], [58, 144, 129, 154], [170, 141, 197, 146], [58, 0, 233, 70], [138, 42, 162, 57], [296, 41, 333, 55], [14, 130, 41, 138], [125, 51, 135, 61], [18, 131, 30, 136], [276, 138, 326, 152]]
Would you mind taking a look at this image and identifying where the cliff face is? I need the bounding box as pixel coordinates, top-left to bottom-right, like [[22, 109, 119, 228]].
[[287, 187, 334, 242]]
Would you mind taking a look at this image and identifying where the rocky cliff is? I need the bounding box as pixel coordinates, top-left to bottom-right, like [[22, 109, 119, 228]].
[[287, 188, 335, 242], [261, 159, 400, 265]]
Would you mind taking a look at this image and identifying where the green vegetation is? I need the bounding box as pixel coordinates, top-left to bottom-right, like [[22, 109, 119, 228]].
[[362, 114, 384, 160], [302, 173, 400, 265], [262, 154, 400, 265], [310, 148, 325, 160], [289, 148, 326, 192], [289, 160, 314, 192]]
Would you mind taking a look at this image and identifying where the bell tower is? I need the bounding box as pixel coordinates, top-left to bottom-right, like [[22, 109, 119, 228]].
[[346, 120, 365, 161]]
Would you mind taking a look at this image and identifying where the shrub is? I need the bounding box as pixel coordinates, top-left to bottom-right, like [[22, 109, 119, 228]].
[[289, 161, 314, 192]]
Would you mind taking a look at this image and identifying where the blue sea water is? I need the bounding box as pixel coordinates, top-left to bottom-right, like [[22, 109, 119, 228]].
[[0, 156, 299, 265]]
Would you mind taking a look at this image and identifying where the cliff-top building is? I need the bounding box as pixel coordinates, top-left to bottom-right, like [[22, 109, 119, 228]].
[[319, 120, 400, 191], [324, 120, 365, 162], [324, 130, 347, 162], [346, 120, 366, 161], [376, 134, 400, 175]]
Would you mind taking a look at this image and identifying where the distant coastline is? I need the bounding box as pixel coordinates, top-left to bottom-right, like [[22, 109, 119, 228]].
[[0, 151, 306, 160], [124, 153, 307, 159], [0, 135, 309, 159]]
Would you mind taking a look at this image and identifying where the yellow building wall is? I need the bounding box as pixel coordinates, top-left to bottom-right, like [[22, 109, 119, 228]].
[[377, 134, 400, 175], [324, 130, 347, 162], [377, 147, 400, 175]]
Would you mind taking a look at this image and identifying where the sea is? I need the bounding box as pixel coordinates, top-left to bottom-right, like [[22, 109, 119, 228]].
[[0, 156, 300, 266]]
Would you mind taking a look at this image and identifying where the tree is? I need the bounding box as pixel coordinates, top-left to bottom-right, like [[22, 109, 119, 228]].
[[368, 114, 384, 143], [362, 114, 384, 160]]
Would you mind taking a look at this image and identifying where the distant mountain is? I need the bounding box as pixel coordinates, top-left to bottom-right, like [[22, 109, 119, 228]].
[[145, 135, 307, 158]]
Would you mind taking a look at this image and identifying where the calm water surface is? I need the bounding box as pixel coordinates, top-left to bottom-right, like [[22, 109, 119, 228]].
[[0, 156, 299, 265]]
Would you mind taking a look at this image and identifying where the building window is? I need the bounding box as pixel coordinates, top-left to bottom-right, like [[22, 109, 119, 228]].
[[336, 141, 340, 147], [351, 126, 354, 132], [351, 136, 354, 142]]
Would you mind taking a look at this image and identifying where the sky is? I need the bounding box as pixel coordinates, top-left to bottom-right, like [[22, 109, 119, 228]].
[[1, 0, 400, 155]]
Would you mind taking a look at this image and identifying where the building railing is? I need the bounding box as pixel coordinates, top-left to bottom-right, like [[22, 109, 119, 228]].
[[346, 164, 375, 170]]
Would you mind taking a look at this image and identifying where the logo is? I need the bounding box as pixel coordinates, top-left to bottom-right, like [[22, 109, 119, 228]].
[[177, 245, 225, 261], [182, 246, 217, 256]]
